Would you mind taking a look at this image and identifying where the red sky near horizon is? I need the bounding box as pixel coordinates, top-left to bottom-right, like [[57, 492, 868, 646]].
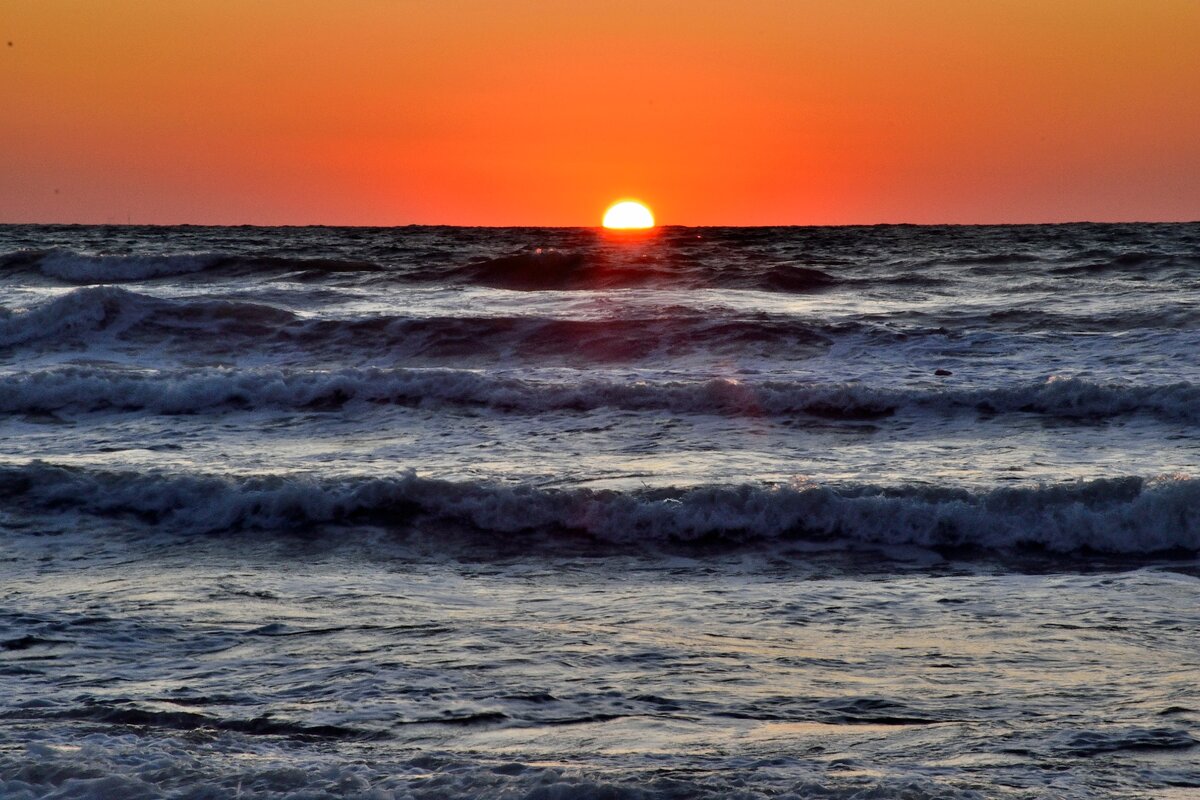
[[3, 1, 1199, 226]]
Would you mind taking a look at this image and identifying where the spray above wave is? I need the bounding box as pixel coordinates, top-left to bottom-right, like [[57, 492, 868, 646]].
[[2, 462, 1197, 554], [4, 366, 1200, 423]]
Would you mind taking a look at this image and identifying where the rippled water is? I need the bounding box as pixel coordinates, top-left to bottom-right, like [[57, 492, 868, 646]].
[[1, 223, 1198, 798]]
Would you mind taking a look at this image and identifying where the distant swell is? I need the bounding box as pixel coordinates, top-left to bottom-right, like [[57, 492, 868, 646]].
[[2, 367, 1199, 423], [1, 462, 1197, 554], [450, 251, 842, 292], [1050, 251, 1200, 275], [0, 249, 381, 283], [1, 248, 843, 293], [4, 235, 1198, 294]]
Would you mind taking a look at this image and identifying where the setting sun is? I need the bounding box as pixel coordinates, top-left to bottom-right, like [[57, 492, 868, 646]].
[[602, 201, 655, 230], [4, 4, 1199, 797]]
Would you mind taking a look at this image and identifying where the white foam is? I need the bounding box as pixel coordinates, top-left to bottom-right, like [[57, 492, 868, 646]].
[[0, 732, 988, 800], [0, 287, 149, 347], [4, 462, 1197, 554]]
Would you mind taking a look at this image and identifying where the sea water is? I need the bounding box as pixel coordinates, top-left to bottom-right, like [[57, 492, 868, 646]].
[[1, 223, 1198, 798]]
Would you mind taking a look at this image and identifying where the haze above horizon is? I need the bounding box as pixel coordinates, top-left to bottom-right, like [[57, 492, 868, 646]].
[[3, 1, 1198, 226]]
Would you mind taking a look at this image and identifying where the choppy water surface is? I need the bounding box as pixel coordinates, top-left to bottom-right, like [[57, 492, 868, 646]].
[[1, 223, 1198, 798]]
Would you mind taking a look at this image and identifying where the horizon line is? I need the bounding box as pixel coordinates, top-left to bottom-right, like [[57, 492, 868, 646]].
[[2, 219, 1198, 229]]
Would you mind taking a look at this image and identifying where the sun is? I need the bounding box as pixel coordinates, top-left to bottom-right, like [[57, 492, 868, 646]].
[[602, 200, 655, 229]]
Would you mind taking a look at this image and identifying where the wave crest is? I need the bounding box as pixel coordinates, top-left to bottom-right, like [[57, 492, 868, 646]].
[[0, 287, 296, 348], [2, 462, 1197, 554], [2, 367, 1198, 423]]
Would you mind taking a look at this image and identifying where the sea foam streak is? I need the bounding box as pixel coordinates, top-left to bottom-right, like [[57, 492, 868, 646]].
[[3, 461, 1197, 553]]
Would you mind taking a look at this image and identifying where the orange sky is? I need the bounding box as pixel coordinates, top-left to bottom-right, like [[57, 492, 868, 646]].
[[2, 1, 1198, 225]]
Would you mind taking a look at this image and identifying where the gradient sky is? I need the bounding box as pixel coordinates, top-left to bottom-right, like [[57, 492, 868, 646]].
[[3, 1, 1198, 225]]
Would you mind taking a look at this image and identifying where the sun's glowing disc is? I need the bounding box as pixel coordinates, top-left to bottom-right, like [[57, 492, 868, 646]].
[[602, 200, 655, 229]]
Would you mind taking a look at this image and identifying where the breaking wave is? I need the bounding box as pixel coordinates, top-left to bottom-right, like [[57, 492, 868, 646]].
[[5, 287, 1199, 367], [0, 287, 294, 348], [1, 462, 1197, 554], [0, 287, 902, 358]]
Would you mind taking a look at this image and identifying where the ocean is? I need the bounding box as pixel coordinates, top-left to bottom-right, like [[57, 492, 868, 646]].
[[1, 223, 1198, 799]]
